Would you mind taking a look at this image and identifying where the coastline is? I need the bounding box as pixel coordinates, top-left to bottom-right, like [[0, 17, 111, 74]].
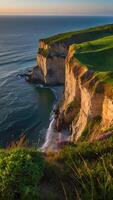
[[1, 17, 113, 148], [1, 17, 113, 199]]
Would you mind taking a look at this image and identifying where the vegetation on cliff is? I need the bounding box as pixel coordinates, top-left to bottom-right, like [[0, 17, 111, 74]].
[[41, 24, 113, 45], [74, 35, 113, 86], [35, 24, 113, 86], [75, 35, 113, 70]]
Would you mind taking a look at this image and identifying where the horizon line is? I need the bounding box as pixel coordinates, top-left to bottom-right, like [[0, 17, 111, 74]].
[[0, 14, 113, 17]]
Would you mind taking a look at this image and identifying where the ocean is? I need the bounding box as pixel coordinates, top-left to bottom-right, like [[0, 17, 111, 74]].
[[0, 16, 113, 148]]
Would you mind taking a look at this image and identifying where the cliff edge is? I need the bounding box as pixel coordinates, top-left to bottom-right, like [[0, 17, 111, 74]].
[[31, 24, 113, 85]]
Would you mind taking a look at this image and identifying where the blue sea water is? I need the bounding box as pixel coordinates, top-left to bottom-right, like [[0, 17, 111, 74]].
[[0, 16, 113, 147]]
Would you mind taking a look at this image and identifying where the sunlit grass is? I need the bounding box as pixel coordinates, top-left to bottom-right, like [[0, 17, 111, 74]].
[[74, 35, 113, 73], [43, 137, 113, 199]]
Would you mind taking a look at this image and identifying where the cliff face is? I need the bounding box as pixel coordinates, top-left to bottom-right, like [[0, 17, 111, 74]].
[[32, 41, 68, 85], [32, 24, 113, 85], [56, 44, 113, 142]]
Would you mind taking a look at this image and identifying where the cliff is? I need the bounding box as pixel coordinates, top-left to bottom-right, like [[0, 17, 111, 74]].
[[55, 34, 113, 142], [31, 24, 113, 85], [31, 40, 68, 85], [31, 24, 113, 142]]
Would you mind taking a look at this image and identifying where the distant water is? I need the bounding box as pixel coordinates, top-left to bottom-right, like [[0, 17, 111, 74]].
[[0, 16, 113, 148]]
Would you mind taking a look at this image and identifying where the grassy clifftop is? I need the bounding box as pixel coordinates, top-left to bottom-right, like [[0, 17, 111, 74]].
[[41, 24, 113, 45], [71, 35, 113, 86], [74, 35, 113, 71]]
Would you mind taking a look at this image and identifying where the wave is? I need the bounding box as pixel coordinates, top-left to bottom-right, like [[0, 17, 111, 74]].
[[0, 56, 35, 66], [0, 69, 21, 80], [0, 50, 21, 59], [0, 78, 9, 88]]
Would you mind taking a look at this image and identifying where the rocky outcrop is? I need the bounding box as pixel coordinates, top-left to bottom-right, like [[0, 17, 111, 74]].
[[31, 66, 44, 83], [31, 41, 68, 85], [55, 45, 113, 142]]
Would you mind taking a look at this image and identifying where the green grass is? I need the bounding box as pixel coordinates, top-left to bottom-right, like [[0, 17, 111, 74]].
[[74, 35, 113, 72], [59, 138, 113, 199], [71, 35, 113, 86], [43, 136, 113, 200], [41, 24, 113, 45]]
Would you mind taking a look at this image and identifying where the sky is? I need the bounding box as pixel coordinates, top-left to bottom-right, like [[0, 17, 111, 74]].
[[0, 0, 113, 16]]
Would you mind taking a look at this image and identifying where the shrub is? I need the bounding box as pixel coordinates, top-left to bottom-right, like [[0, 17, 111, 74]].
[[0, 148, 44, 200]]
